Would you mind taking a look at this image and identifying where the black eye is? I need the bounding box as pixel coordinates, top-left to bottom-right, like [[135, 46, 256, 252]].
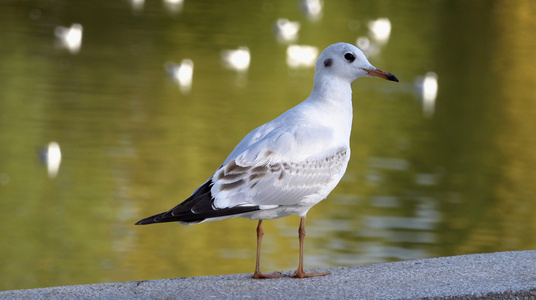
[[344, 53, 355, 62]]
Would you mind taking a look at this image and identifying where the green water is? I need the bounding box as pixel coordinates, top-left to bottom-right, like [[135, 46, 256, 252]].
[[1, 0, 535, 290]]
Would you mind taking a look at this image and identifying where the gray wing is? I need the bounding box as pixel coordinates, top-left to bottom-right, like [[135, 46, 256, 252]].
[[211, 146, 349, 209]]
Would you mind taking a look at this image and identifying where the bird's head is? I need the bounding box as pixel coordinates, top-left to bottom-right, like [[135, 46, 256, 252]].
[[315, 42, 398, 83]]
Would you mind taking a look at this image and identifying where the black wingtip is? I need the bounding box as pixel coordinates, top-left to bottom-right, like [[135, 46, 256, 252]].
[[134, 219, 152, 225], [134, 213, 163, 225]]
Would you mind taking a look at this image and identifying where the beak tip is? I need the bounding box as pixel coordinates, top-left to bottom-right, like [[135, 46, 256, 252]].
[[365, 68, 399, 82], [388, 73, 399, 82]]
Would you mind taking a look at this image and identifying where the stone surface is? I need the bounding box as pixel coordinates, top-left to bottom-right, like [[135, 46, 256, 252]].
[[2, 251, 536, 299]]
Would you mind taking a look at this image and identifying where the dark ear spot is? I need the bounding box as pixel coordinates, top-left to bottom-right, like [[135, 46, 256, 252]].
[[324, 58, 333, 67]]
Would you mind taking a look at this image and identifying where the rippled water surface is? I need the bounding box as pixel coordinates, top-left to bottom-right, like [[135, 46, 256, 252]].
[[1, 0, 536, 290]]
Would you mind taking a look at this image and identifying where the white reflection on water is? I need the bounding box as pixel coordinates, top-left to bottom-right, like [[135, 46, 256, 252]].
[[54, 23, 83, 54], [129, 0, 144, 14], [165, 59, 194, 94], [274, 19, 300, 43], [301, 0, 323, 21], [368, 18, 392, 44], [415, 72, 439, 118], [221, 46, 250, 72], [40, 141, 62, 178], [355, 18, 391, 58], [162, 0, 184, 14], [286, 45, 318, 68]]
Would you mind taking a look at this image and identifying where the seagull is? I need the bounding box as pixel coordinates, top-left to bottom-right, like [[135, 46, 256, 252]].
[[221, 46, 250, 72], [286, 45, 319, 68], [129, 0, 144, 13], [274, 19, 300, 43], [415, 72, 438, 117], [54, 23, 83, 54], [165, 59, 194, 93], [367, 18, 392, 44], [162, 0, 184, 14], [301, 0, 323, 21], [135, 42, 398, 279], [39, 141, 62, 178]]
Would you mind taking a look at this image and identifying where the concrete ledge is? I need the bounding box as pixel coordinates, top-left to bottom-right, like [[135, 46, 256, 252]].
[[2, 251, 536, 299]]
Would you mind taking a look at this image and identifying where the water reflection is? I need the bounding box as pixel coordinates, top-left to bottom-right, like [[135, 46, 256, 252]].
[[39, 142, 62, 178], [415, 72, 438, 118], [221, 46, 250, 72], [162, 0, 184, 14], [274, 19, 300, 43], [54, 24, 83, 54], [165, 59, 194, 94], [286, 45, 318, 68], [301, 0, 323, 21], [355, 17, 392, 59], [367, 18, 392, 45], [129, 0, 145, 14]]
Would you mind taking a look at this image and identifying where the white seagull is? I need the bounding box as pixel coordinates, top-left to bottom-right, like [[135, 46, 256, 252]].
[[368, 18, 392, 44], [40, 141, 62, 178], [416, 72, 438, 118], [54, 23, 83, 54], [165, 59, 194, 93], [221, 46, 250, 72], [136, 42, 398, 279], [274, 19, 300, 43], [286, 45, 319, 68]]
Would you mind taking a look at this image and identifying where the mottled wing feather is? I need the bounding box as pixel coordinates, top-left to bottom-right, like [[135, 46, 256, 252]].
[[211, 148, 349, 209]]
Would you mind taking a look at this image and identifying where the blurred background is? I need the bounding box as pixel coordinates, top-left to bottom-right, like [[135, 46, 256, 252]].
[[1, 0, 536, 291]]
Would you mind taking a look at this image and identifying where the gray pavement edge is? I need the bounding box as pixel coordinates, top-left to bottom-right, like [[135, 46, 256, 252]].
[[1, 251, 536, 299]]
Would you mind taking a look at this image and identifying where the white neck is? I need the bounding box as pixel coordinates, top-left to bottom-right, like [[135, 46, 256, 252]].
[[305, 74, 354, 143], [310, 73, 352, 102]]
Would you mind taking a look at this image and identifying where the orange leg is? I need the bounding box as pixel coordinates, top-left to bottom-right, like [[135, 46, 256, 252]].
[[291, 217, 331, 279], [252, 220, 284, 279]]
